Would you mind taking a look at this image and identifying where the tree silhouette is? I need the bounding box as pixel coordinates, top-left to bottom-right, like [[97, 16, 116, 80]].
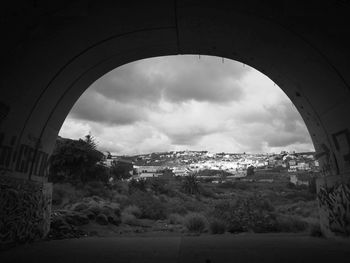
[[49, 134, 105, 183], [182, 173, 200, 195]]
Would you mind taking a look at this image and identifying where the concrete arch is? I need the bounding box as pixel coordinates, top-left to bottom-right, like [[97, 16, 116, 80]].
[[1, 0, 350, 243]]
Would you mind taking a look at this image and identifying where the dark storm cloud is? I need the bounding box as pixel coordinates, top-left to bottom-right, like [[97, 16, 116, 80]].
[[166, 128, 218, 145], [265, 132, 311, 147], [162, 75, 243, 103], [263, 102, 312, 147], [90, 64, 163, 104], [90, 55, 247, 105], [69, 90, 143, 125], [232, 99, 312, 150]]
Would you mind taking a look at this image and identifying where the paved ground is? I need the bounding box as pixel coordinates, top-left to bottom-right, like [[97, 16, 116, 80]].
[[1, 233, 350, 263]]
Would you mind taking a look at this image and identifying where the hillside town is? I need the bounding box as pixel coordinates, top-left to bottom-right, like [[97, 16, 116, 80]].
[[104, 150, 320, 185]]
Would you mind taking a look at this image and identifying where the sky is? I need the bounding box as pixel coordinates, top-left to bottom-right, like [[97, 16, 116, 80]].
[[59, 55, 314, 155]]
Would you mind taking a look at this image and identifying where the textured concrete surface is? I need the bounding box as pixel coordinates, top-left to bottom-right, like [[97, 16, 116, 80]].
[[1, 0, 350, 243], [1, 1, 350, 181], [1, 234, 350, 263]]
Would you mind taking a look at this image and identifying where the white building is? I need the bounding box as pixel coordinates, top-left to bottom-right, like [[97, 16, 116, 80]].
[[134, 166, 163, 178], [172, 167, 190, 176]]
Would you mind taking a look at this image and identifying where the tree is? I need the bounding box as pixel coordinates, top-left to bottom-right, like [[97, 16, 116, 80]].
[[219, 170, 227, 182], [84, 132, 98, 150], [106, 151, 112, 159], [110, 160, 133, 181], [182, 173, 200, 195], [49, 135, 105, 183], [246, 165, 255, 176]]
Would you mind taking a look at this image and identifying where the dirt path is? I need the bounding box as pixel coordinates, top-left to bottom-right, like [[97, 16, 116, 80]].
[[1, 233, 349, 263]]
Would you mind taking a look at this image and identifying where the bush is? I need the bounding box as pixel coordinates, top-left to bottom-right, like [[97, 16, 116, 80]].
[[52, 183, 84, 207], [209, 196, 277, 233], [130, 191, 166, 220], [85, 164, 110, 183], [111, 193, 130, 208], [183, 213, 208, 233], [275, 215, 308, 232], [128, 178, 148, 193], [150, 178, 170, 195], [168, 213, 184, 224], [284, 191, 315, 202], [200, 186, 217, 198], [209, 219, 226, 234], [96, 214, 109, 225], [83, 181, 113, 199], [219, 181, 250, 191], [167, 198, 188, 215], [108, 180, 129, 195], [309, 222, 323, 237], [121, 212, 138, 225], [123, 205, 142, 218]]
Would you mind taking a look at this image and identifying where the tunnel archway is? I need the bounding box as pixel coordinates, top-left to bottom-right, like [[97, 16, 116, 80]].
[[1, 1, 350, 245]]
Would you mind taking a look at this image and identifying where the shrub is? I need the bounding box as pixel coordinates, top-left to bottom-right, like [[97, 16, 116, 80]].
[[112, 194, 130, 208], [150, 178, 170, 195], [200, 186, 217, 198], [258, 199, 275, 212], [96, 214, 109, 225], [111, 181, 129, 195], [284, 191, 315, 202], [209, 219, 226, 234], [52, 183, 84, 207], [309, 222, 323, 237], [130, 191, 166, 220], [218, 181, 250, 191], [121, 212, 138, 225], [275, 215, 308, 232], [183, 213, 208, 233], [83, 181, 113, 199], [123, 205, 142, 218], [128, 178, 148, 193], [167, 198, 188, 215], [184, 200, 205, 213], [209, 196, 277, 233], [168, 213, 184, 224]]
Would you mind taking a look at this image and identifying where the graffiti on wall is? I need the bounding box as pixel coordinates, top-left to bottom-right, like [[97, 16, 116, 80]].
[[315, 143, 337, 176], [318, 183, 350, 236], [0, 133, 49, 177], [0, 176, 52, 249], [332, 129, 350, 172]]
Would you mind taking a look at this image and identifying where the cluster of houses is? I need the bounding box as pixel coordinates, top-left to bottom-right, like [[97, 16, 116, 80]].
[[131, 151, 319, 171], [103, 150, 319, 184]]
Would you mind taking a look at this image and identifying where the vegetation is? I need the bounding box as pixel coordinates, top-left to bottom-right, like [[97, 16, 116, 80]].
[[209, 219, 226, 234], [49, 135, 107, 184], [182, 173, 200, 195], [167, 213, 184, 225], [110, 160, 132, 181], [183, 213, 208, 233], [48, 140, 320, 239], [247, 165, 255, 176], [123, 205, 142, 218]]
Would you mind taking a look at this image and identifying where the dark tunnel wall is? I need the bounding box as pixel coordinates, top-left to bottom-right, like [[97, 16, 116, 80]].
[[0, 0, 350, 240]]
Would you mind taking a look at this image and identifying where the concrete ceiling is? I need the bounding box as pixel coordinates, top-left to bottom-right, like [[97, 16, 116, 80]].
[[0, 0, 350, 180]]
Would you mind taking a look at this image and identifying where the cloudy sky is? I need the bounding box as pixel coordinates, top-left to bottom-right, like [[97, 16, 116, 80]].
[[59, 55, 314, 155]]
